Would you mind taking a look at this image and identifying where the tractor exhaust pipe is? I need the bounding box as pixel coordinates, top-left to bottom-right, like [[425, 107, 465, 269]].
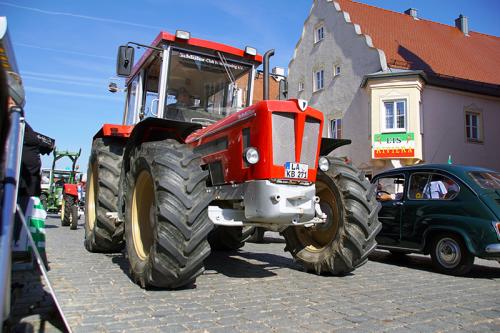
[[263, 49, 275, 100]]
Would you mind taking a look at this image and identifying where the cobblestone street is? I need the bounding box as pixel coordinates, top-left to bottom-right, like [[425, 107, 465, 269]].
[[25, 215, 500, 332]]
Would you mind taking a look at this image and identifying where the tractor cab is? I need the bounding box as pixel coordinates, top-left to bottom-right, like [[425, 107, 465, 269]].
[[117, 30, 262, 127]]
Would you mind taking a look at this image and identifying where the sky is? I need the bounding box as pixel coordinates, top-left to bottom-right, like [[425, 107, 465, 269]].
[[2, 0, 500, 172]]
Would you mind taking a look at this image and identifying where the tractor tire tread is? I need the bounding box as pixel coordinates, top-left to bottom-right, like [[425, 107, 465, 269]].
[[283, 157, 382, 275], [84, 137, 125, 253], [124, 139, 213, 289]]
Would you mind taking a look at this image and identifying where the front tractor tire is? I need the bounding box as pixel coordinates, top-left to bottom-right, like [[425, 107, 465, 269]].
[[124, 140, 213, 289], [61, 195, 78, 228], [60, 195, 69, 226], [84, 138, 125, 252], [282, 157, 381, 275]]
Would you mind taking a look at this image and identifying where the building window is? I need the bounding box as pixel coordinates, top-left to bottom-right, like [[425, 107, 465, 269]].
[[314, 25, 324, 43], [465, 111, 482, 142], [330, 119, 342, 139], [383, 99, 406, 132], [298, 81, 304, 92], [313, 69, 324, 92], [334, 65, 341, 77]]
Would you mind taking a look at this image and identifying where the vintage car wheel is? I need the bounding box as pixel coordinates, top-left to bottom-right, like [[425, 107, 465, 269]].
[[430, 233, 474, 275]]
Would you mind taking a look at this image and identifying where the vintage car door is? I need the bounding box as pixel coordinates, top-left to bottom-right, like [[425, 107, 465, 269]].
[[400, 171, 462, 249], [374, 173, 406, 246]]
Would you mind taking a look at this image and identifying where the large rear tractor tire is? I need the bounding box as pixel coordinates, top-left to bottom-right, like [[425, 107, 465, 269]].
[[208, 226, 255, 251], [247, 227, 266, 243], [282, 157, 381, 275], [124, 140, 213, 289], [84, 138, 125, 252]]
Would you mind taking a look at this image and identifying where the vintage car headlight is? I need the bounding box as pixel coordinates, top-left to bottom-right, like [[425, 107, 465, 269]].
[[318, 157, 329, 172], [243, 147, 259, 165]]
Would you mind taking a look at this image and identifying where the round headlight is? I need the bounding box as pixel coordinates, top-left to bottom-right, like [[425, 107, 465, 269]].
[[243, 147, 260, 165], [319, 156, 329, 172]]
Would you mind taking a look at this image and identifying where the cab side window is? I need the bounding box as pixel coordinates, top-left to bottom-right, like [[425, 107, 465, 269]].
[[125, 76, 139, 125], [375, 174, 405, 201], [408, 173, 460, 200], [142, 57, 161, 119]]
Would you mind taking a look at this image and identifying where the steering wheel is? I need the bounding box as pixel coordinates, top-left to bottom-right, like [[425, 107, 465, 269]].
[[377, 190, 391, 196]]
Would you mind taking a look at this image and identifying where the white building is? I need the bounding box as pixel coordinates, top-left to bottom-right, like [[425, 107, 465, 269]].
[[288, 0, 500, 177]]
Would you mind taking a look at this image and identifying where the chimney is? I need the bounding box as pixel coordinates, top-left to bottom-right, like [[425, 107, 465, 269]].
[[455, 14, 469, 35], [404, 8, 418, 19]]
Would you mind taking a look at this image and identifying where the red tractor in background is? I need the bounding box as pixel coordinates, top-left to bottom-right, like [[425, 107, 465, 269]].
[[84, 30, 381, 289]]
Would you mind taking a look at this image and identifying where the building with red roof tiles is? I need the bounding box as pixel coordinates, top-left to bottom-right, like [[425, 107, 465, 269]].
[[289, 0, 500, 176]]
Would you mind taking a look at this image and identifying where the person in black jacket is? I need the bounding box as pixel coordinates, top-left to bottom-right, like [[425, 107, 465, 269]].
[[19, 122, 43, 198], [7, 71, 54, 258]]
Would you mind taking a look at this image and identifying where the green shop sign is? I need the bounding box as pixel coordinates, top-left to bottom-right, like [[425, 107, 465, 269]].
[[373, 132, 415, 158]]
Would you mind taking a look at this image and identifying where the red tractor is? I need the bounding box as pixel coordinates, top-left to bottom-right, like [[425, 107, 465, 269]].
[[84, 30, 381, 289]]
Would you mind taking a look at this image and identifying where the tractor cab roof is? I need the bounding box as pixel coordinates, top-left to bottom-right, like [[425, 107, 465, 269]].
[[127, 31, 263, 84]]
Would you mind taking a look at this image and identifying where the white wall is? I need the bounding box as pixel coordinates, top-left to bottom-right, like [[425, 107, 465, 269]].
[[288, 0, 383, 135]]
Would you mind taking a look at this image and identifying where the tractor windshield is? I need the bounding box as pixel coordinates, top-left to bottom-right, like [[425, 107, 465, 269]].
[[165, 48, 253, 125]]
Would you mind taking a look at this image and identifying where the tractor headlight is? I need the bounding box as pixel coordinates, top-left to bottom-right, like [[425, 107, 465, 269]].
[[319, 157, 329, 172], [243, 147, 259, 165]]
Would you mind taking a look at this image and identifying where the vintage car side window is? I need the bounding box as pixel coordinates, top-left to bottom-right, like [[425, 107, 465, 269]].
[[469, 171, 500, 190], [408, 173, 460, 200], [375, 174, 405, 201]]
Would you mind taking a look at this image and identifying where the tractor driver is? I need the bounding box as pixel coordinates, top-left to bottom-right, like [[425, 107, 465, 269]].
[[165, 87, 191, 121]]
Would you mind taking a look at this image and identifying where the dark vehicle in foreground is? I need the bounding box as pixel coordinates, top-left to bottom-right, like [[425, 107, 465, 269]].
[[372, 164, 500, 275]]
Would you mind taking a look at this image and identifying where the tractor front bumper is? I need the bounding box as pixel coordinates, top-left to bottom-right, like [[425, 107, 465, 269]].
[[243, 180, 320, 224]]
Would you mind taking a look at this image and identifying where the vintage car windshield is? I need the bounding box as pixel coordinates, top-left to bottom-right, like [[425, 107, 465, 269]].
[[164, 49, 253, 125], [468, 171, 500, 190]]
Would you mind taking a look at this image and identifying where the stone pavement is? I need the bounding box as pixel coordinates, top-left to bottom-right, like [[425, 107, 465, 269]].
[[12, 214, 500, 332]]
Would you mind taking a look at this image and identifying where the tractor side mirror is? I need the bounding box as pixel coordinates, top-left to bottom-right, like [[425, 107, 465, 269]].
[[116, 45, 135, 77]]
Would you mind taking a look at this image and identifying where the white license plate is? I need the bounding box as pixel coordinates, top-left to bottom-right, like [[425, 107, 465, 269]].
[[284, 162, 308, 179]]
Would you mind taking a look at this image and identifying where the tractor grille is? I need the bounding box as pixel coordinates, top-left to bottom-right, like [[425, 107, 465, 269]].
[[272, 113, 321, 167], [300, 117, 321, 166], [272, 113, 295, 165]]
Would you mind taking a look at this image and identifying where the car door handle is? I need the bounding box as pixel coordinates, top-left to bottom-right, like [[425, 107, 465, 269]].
[[393, 201, 403, 206]]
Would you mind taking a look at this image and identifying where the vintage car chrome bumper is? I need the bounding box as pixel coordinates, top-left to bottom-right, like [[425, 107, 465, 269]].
[[485, 243, 500, 253]]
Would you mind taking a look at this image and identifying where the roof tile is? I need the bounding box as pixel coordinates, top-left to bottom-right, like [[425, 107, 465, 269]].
[[336, 0, 500, 85]]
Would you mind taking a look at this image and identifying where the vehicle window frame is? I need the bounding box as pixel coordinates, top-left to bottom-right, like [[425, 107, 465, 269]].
[[468, 171, 500, 190], [169, 46, 254, 101], [374, 173, 406, 202], [407, 171, 461, 201], [124, 74, 142, 125]]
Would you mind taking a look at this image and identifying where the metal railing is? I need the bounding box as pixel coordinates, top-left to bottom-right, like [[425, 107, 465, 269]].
[[0, 105, 25, 328]]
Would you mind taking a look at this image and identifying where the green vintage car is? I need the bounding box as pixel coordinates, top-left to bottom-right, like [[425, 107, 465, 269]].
[[372, 164, 500, 275]]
